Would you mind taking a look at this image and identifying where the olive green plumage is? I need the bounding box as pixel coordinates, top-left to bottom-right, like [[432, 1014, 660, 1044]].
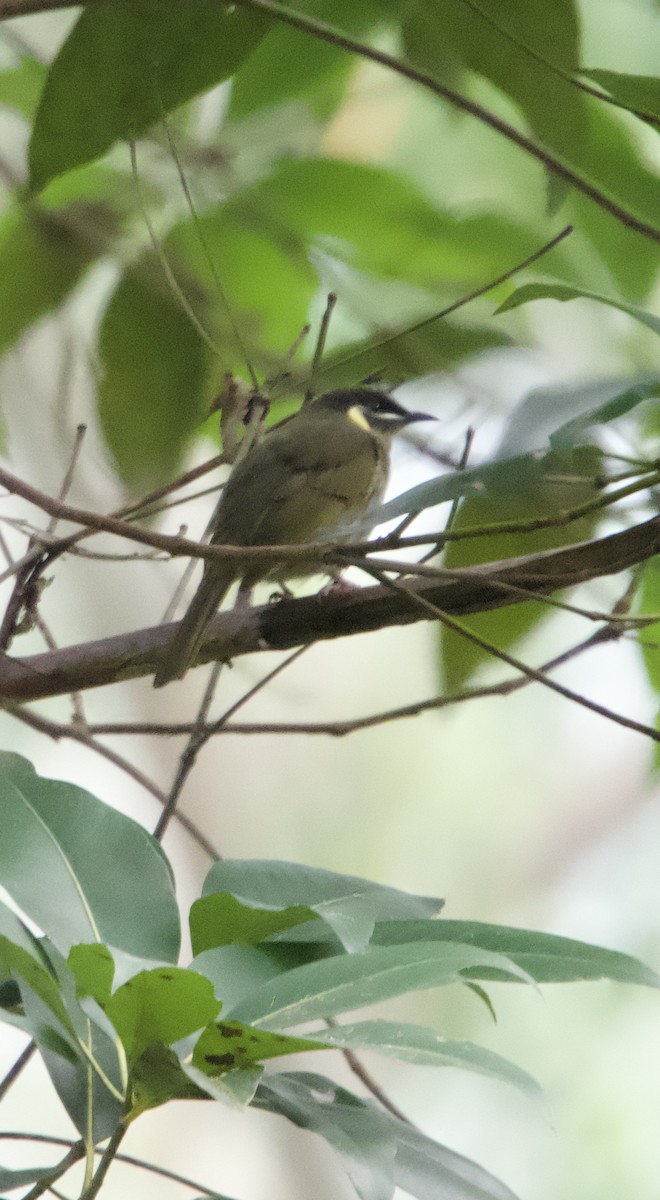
[[153, 388, 433, 686]]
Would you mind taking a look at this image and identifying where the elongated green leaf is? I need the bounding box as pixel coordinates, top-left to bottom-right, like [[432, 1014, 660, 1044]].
[[257, 1072, 396, 1200], [0, 1165, 59, 1190], [371, 921, 660, 987], [497, 282, 660, 337], [0, 935, 77, 1042], [190, 893, 318, 956], [29, 1, 268, 191], [105, 967, 220, 1063], [550, 380, 660, 448], [193, 1019, 327, 1075], [0, 203, 99, 359], [582, 69, 660, 124], [26, 939, 125, 1141], [98, 262, 211, 488], [229, 941, 529, 1028], [202, 859, 443, 954], [319, 1020, 541, 1097], [257, 1072, 519, 1200], [494, 373, 660, 455], [229, 0, 386, 119], [403, 0, 586, 157], [0, 752, 180, 961]]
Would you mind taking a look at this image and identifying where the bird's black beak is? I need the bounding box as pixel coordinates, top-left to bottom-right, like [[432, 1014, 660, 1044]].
[[406, 410, 437, 425]]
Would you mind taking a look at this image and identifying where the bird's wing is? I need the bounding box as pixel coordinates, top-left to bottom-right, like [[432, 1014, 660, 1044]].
[[214, 415, 386, 547]]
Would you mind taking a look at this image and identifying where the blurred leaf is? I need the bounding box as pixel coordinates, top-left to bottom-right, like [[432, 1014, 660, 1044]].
[[0, 55, 46, 118], [371, 920, 660, 987], [229, 0, 387, 119], [202, 859, 443, 954], [550, 380, 660, 448], [98, 262, 211, 488], [233, 158, 568, 290], [319, 1019, 541, 1097], [403, 0, 587, 157], [637, 560, 660, 739], [582, 68, 660, 124], [106, 967, 220, 1063], [193, 1018, 326, 1075], [495, 373, 660, 455], [0, 935, 77, 1042], [0, 752, 180, 960], [316, 318, 510, 390], [166, 203, 317, 380], [228, 941, 529, 1028], [29, 0, 268, 191], [190, 892, 318, 956], [439, 446, 602, 690], [67, 943, 115, 1006], [497, 281, 660, 335], [0, 202, 99, 360], [0, 1165, 60, 1190], [257, 1072, 519, 1200]]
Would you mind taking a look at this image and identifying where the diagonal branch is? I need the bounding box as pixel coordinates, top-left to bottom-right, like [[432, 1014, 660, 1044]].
[[0, 516, 658, 703]]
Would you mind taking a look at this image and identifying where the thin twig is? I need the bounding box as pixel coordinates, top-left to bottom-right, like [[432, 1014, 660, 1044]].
[[0, 1041, 36, 1102], [0, 1133, 223, 1196], [368, 566, 660, 744], [21, 1142, 86, 1200], [153, 662, 224, 839]]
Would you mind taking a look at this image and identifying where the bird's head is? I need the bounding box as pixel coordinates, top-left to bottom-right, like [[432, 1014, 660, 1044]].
[[313, 388, 435, 436]]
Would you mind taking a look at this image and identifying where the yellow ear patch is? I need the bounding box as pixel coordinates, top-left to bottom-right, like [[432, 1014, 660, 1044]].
[[347, 404, 371, 432]]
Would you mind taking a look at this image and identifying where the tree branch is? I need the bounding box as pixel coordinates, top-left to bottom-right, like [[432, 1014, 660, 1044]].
[[1, 516, 658, 703]]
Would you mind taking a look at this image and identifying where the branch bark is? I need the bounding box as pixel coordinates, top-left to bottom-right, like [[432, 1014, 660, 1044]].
[[1, 517, 658, 704]]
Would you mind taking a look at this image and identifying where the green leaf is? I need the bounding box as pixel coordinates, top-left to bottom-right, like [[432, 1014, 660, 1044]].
[[193, 1019, 327, 1075], [202, 859, 443, 953], [67, 943, 115, 1006], [29, 0, 269, 191], [0, 934, 77, 1044], [493, 373, 660, 455], [371, 920, 660, 987], [319, 1020, 541, 1098], [0, 55, 47, 118], [315, 318, 511, 390], [105, 967, 220, 1063], [0, 752, 180, 961], [24, 939, 125, 1140], [582, 69, 660, 124], [0, 1164, 60, 1191], [0, 203, 99, 359], [403, 0, 587, 158], [257, 1072, 396, 1200], [191, 944, 293, 1012], [128, 1041, 208, 1116], [235, 158, 565, 291], [190, 892, 318, 956], [636, 558, 660, 717], [439, 445, 601, 689], [497, 281, 660, 337], [549, 380, 660, 449], [228, 941, 529, 1028], [98, 262, 211, 488], [257, 1072, 519, 1200]]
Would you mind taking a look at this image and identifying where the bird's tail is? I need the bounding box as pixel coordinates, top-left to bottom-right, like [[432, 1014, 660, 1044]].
[[153, 569, 234, 688]]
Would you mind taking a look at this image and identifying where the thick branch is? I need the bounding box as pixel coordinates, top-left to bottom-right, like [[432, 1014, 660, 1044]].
[[1, 517, 658, 703]]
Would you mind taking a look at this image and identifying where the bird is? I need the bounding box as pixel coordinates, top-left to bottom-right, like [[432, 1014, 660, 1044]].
[[153, 387, 434, 686]]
